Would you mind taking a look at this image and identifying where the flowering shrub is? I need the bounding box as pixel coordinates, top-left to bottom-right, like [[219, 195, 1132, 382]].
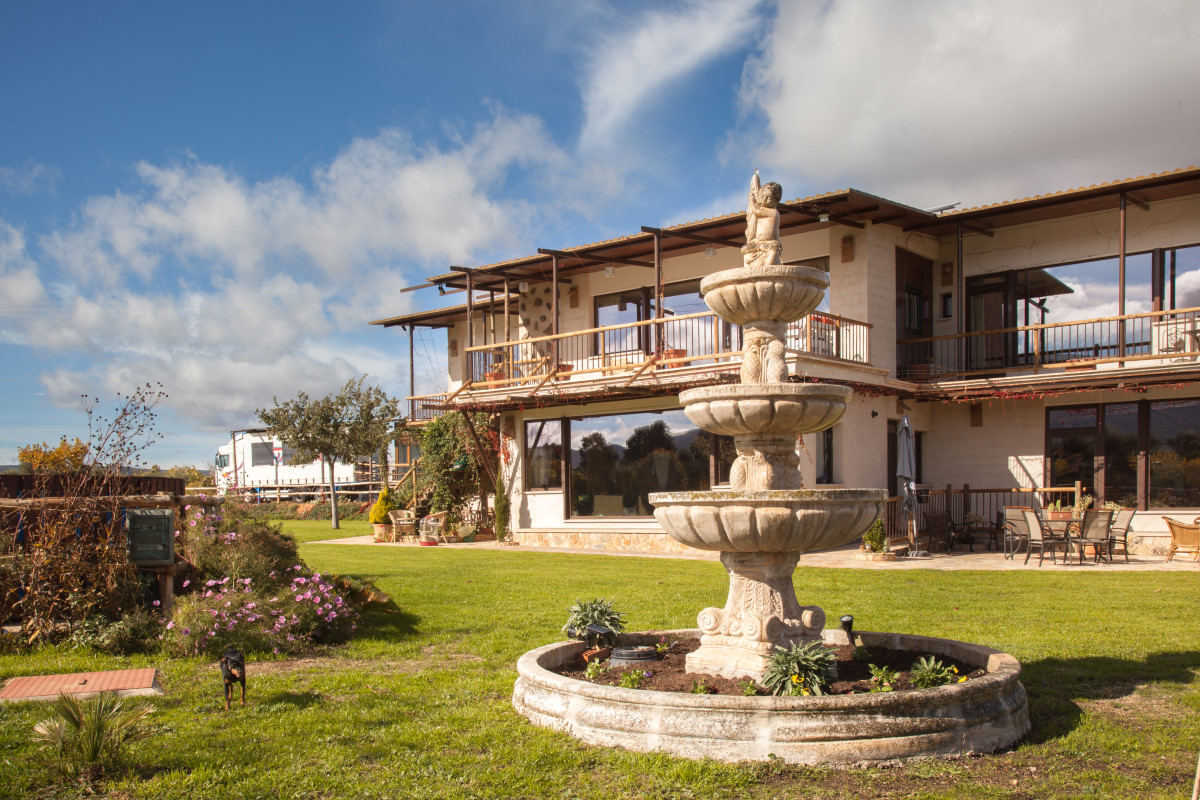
[[167, 568, 357, 657], [178, 503, 301, 588]]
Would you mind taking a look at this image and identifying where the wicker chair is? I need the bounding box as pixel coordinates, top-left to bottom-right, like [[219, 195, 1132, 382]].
[[388, 509, 416, 540], [1164, 517, 1200, 562]]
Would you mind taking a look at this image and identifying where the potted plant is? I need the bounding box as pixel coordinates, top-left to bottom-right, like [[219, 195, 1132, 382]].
[[855, 518, 896, 562], [1072, 493, 1095, 518], [369, 488, 396, 541], [563, 598, 625, 663], [484, 360, 508, 388], [1046, 499, 1073, 521]]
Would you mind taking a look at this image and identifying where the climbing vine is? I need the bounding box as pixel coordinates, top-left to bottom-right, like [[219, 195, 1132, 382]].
[[418, 411, 499, 529]]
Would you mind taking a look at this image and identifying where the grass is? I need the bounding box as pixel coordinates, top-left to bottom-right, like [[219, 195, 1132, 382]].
[[1, 538, 1198, 799], [274, 518, 373, 543]]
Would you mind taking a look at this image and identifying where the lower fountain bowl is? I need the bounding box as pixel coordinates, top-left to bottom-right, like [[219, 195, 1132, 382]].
[[649, 489, 884, 553], [512, 629, 1030, 766]]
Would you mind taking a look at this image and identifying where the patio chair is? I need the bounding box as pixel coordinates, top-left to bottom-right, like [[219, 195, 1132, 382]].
[[1078, 509, 1114, 564], [920, 512, 953, 555], [1106, 508, 1135, 563], [419, 511, 450, 543], [388, 509, 416, 540], [1021, 508, 1071, 566], [1164, 517, 1200, 562], [1002, 507, 1031, 560]]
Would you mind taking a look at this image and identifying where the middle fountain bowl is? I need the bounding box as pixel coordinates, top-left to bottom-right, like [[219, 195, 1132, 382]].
[[650, 488, 884, 553], [678, 383, 850, 436]]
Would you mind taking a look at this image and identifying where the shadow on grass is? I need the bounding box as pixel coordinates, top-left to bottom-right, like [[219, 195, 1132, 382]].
[[1021, 650, 1200, 743], [355, 607, 421, 644]]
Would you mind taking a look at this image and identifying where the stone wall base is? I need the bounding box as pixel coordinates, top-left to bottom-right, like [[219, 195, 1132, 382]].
[[515, 529, 703, 556]]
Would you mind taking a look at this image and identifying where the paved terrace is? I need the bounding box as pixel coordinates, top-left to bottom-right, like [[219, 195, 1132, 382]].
[[316, 536, 1200, 572]]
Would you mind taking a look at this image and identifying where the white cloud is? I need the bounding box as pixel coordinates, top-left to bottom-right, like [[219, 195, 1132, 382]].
[[579, 0, 765, 152], [740, 0, 1200, 208], [40, 110, 566, 286], [0, 160, 60, 195], [10, 111, 582, 434]]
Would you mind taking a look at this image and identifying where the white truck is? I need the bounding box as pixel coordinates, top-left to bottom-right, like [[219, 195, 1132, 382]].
[[214, 429, 360, 499]]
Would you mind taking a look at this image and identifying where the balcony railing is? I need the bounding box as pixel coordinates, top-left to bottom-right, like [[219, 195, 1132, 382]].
[[406, 392, 448, 422], [463, 310, 871, 390], [897, 306, 1200, 380]]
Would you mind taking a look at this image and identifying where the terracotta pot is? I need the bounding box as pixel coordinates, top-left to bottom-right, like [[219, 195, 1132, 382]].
[[1047, 511, 1074, 521], [372, 523, 394, 542], [484, 371, 504, 388]]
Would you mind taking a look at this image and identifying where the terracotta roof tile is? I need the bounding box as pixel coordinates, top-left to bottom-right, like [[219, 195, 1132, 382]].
[[1, 668, 161, 701]]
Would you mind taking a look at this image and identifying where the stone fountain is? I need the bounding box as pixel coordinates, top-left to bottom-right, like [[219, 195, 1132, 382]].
[[648, 171, 882, 680], [512, 173, 1030, 765]]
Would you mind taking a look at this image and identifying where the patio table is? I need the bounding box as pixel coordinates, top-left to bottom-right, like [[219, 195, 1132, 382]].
[[1041, 517, 1078, 561]]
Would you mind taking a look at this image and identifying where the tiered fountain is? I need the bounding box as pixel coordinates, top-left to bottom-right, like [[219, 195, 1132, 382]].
[[513, 174, 1029, 765]]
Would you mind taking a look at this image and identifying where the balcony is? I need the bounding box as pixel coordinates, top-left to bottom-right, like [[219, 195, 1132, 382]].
[[456, 310, 871, 401], [897, 306, 1200, 381]]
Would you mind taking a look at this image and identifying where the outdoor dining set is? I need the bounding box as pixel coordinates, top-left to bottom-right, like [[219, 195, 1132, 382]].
[[999, 507, 1134, 566]]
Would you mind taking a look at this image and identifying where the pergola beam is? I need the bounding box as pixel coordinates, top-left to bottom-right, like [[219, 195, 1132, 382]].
[[538, 247, 654, 269]]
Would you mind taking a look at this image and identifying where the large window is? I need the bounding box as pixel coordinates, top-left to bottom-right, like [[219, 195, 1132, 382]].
[[1149, 399, 1200, 508], [1046, 399, 1200, 509], [568, 410, 712, 517], [524, 420, 562, 490]]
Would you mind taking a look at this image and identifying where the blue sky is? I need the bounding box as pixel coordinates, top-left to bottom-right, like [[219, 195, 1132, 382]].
[[2, 0, 1198, 467]]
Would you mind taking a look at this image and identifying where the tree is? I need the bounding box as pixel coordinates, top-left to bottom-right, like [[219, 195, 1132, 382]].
[[18, 437, 89, 473], [257, 377, 399, 529]]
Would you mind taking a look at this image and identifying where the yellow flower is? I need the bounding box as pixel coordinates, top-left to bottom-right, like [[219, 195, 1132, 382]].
[[791, 674, 800, 684], [951, 666, 959, 673]]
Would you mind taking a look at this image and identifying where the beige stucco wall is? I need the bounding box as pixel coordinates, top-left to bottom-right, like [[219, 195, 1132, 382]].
[[827, 223, 939, 376], [963, 193, 1200, 276]]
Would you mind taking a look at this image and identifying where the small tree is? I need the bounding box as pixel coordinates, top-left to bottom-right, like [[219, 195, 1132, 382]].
[[418, 411, 498, 530], [18, 437, 89, 473], [257, 377, 399, 529]]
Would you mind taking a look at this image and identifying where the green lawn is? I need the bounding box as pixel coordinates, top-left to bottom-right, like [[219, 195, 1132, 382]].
[[2, 544, 1198, 799], [274, 518, 373, 543]]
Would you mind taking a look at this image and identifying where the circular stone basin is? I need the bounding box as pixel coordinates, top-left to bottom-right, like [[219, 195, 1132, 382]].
[[649, 488, 884, 553], [700, 265, 828, 326], [512, 629, 1030, 766], [679, 383, 850, 437]]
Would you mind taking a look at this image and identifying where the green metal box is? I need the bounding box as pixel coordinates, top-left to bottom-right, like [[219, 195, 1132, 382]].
[[125, 508, 175, 567]]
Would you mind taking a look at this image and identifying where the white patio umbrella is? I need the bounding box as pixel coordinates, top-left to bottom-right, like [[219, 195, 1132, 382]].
[[896, 415, 922, 554]]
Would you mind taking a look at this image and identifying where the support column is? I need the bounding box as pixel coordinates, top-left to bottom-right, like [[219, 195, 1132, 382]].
[[1118, 193, 1126, 360], [551, 254, 559, 370]]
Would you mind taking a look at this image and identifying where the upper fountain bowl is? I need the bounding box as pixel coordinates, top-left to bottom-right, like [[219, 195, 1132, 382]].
[[680, 383, 849, 437], [701, 265, 829, 326]]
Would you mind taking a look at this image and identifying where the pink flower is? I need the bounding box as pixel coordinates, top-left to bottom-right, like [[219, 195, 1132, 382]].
[[152, 600, 160, 607], [166, 621, 175, 630], [189, 520, 197, 527], [182, 579, 190, 587], [182, 627, 190, 636], [295, 595, 303, 602]]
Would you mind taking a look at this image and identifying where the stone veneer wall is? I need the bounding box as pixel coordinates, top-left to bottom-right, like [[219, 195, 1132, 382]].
[[514, 530, 712, 556]]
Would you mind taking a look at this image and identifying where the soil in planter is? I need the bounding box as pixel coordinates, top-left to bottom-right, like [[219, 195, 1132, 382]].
[[552, 637, 985, 695]]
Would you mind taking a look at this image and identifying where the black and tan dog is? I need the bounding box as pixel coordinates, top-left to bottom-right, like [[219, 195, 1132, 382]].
[[219, 647, 247, 710]]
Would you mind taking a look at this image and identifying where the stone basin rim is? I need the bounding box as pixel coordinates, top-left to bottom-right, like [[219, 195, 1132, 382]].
[[699, 265, 830, 295], [650, 488, 887, 504], [517, 629, 1023, 711], [679, 383, 852, 403]]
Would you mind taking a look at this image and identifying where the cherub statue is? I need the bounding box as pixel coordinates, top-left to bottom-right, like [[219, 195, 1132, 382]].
[[742, 170, 783, 268]]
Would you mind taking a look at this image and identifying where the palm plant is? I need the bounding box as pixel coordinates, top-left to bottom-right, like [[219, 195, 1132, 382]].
[[32, 691, 154, 782], [761, 640, 838, 696], [562, 598, 625, 648]]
